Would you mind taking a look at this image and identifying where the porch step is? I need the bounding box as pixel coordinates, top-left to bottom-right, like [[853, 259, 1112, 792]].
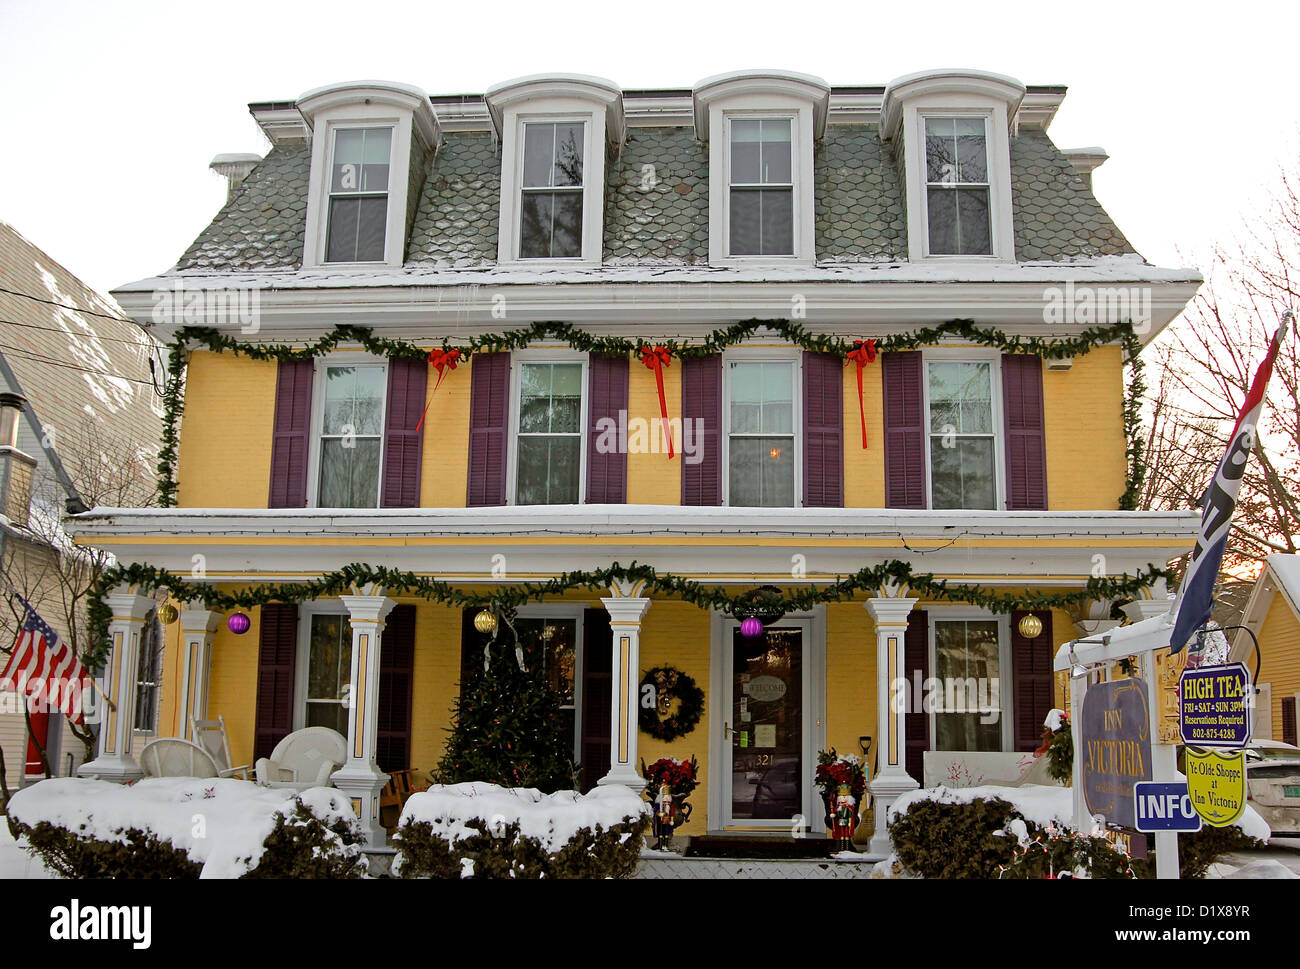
[[683, 836, 837, 859], [636, 855, 883, 879]]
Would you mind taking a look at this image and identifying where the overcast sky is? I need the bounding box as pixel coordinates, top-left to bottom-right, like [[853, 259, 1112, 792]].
[[1, 0, 1296, 296]]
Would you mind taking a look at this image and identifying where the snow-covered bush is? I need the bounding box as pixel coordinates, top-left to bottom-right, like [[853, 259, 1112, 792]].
[[392, 782, 649, 879], [6, 778, 365, 879]]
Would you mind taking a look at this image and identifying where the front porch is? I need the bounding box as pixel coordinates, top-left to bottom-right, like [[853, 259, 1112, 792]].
[[70, 504, 1196, 851]]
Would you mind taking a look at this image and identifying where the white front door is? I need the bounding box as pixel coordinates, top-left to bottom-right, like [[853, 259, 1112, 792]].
[[716, 615, 821, 831]]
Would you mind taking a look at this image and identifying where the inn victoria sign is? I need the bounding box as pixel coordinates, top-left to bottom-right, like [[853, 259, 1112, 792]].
[[1080, 678, 1153, 829]]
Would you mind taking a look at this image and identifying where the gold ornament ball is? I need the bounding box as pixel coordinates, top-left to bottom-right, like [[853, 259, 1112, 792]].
[[473, 609, 498, 634], [157, 603, 179, 625], [1018, 613, 1044, 640]]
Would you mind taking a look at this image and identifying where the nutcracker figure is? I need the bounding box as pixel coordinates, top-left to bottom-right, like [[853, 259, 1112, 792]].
[[831, 782, 857, 851], [653, 782, 676, 850]]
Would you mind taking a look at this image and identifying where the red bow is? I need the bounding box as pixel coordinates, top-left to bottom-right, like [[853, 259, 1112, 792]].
[[416, 347, 463, 433], [845, 340, 877, 449], [639, 345, 675, 459]]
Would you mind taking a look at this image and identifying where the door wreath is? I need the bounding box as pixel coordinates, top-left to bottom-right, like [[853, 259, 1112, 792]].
[[639, 666, 705, 742]]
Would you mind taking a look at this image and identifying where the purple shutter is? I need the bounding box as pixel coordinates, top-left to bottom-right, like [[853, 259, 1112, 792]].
[[681, 354, 722, 506], [904, 609, 929, 782], [376, 604, 416, 772], [1281, 697, 1297, 748], [1012, 609, 1054, 751], [1002, 354, 1048, 510], [579, 607, 614, 792], [586, 354, 628, 504], [380, 359, 427, 508], [253, 603, 298, 762], [466, 352, 511, 507], [268, 360, 314, 508], [883, 351, 926, 509], [802, 351, 844, 507]]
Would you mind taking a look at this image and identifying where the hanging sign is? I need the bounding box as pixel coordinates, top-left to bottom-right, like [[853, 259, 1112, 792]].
[[1179, 662, 1252, 748], [1080, 677, 1153, 829], [1184, 748, 1247, 827], [1134, 781, 1202, 833]]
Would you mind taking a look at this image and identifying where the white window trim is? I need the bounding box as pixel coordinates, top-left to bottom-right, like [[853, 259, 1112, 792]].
[[707, 95, 816, 266], [926, 608, 1014, 754], [305, 352, 388, 509], [920, 348, 1005, 512], [506, 348, 589, 506], [513, 605, 585, 764], [899, 96, 1016, 263], [496, 103, 608, 268], [721, 348, 802, 508], [293, 600, 350, 732]]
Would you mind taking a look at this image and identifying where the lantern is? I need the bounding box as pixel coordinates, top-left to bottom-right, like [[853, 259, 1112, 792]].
[[157, 602, 179, 625], [740, 616, 764, 639], [1018, 613, 1044, 640], [227, 612, 251, 635], [473, 609, 498, 635]]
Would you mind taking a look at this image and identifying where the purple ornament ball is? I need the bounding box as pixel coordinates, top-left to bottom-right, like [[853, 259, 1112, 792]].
[[227, 612, 251, 635], [740, 616, 764, 638]]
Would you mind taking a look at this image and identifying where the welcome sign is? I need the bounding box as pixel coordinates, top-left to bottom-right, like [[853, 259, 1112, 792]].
[[1081, 678, 1153, 829]]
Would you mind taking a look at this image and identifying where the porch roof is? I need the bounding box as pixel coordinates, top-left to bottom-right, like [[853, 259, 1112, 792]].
[[71, 505, 1198, 588]]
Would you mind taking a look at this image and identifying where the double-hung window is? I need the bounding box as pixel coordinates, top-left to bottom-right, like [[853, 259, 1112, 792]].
[[931, 617, 1005, 752], [519, 122, 585, 259], [316, 363, 387, 508], [132, 613, 162, 734], [727, 360, 795, 507], [515, 361, 584, 504], [924, 117, 991, 256], [325, 127, 392, 263], [728, 118, 794, 256], [926, 359, 997, 510], [303, 611, 352, 735]]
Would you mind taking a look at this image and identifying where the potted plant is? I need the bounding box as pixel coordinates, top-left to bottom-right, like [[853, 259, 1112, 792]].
[[641, 756, 699, 849], [814, 749, 866, 828]]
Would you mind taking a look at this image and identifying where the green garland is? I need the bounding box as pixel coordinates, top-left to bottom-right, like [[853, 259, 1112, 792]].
[[154, 317, 1141, 506], [84, 559, 1171, 673], [1117, 332, 1148, 511]]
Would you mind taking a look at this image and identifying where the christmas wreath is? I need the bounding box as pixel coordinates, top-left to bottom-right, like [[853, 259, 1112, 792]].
[[639, 666, 705, 742]]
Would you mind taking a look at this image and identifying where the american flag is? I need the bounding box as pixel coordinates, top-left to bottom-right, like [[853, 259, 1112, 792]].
[[0, 594, 95, 724]]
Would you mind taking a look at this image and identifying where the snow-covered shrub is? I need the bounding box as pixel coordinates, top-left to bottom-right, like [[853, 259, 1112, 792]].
[[392, 782, 649, 879], [7, 778, 364, 879], [889, 793, 1024, 878]]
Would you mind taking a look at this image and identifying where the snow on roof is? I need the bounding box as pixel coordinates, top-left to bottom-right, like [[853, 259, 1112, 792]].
[[1265, 554, 1300, 615]]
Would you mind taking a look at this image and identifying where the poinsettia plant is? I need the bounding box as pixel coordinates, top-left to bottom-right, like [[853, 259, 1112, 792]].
[[814, 748, 866, 803], [641, 756, 699, 799]]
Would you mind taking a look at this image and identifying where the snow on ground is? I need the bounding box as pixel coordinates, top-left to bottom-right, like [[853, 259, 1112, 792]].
[[6, 777, 356, 879], [0, 823, 57, 878]]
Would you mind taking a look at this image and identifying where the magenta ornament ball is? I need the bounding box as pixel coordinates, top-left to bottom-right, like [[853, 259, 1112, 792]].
[[227, 612, 251, 635], [740, 616, 764, 638]]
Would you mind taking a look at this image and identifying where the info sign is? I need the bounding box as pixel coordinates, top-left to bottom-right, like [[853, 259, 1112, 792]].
[[1178, 663, 1252, 748], [1080, 677, 1153, 829]]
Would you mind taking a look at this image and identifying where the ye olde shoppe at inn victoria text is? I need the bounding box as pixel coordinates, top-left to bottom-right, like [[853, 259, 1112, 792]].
[[73, 68, 1202, 850]]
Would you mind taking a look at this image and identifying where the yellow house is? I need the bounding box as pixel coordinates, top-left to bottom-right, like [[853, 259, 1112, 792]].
[[72, 70, 1202, 855], [1233, 555, 1300, 747]]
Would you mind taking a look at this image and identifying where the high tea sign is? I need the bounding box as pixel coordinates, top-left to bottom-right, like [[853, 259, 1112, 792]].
[[1080, 678, 1153, 829]]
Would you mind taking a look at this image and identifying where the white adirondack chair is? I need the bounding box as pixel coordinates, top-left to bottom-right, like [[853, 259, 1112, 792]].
[[254, 727, 346, 791], [191, 715, 252, 780], [139, 738, 221, 779]]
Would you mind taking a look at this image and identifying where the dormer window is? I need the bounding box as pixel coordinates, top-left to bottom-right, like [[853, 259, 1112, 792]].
[[924, 117, 991, 256], [487, 75, 624, 267], [880, 70, 1024, 262], [325, 127, 392, 263], [728, 118, 793, 256], [297, 81, 439, 270], [520, 122, 585, 259], [693, 70, 829, 267]]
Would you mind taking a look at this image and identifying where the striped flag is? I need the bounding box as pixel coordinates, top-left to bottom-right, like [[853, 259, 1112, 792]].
[[1169, 311, 1292, 653], [0, 594, 95, 723]]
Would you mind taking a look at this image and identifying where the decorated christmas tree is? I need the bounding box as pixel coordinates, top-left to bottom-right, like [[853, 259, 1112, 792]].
[[436, 612, 578, 793]]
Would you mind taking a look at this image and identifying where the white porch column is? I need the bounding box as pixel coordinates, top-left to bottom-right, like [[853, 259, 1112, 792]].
[[331, 588, 396, 846], [79, 589, 155, 782], [865, 593, 920, 856], [178, 608, 220, 740], [599, 581, 651, 789]]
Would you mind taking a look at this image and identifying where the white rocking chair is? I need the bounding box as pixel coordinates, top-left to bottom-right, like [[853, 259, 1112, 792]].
[[192, 715, 252, 780], [254, 727, 346, 791], [139, 738, 221, 779]]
